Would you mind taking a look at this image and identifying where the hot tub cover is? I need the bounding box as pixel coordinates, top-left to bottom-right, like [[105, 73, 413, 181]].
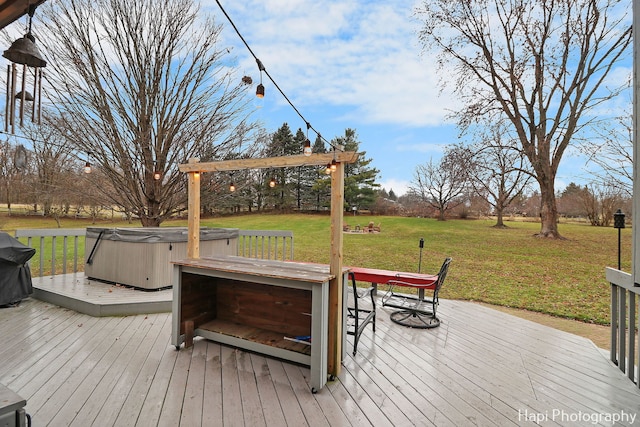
[[0, 232, 36, 306], [85, 227, 239, 243]]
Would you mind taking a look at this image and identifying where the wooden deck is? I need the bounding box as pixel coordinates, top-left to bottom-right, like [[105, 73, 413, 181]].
[[31, 273, 172, 317], [1, 285, 640, 426]]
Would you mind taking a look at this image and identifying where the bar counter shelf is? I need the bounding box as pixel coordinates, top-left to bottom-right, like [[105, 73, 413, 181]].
[[171, 255, 346, 392]]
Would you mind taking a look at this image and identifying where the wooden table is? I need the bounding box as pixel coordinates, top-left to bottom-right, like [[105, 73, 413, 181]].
[[171, 255, 348, 393]]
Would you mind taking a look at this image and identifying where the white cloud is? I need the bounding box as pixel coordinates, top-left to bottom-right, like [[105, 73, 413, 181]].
[[211, 0, 458, 128]]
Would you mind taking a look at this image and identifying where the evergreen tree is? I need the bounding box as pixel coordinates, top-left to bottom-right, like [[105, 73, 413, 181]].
[[265, 124, 298, 210], [333, 129, 379, 211], [310, 135, 331, 211]]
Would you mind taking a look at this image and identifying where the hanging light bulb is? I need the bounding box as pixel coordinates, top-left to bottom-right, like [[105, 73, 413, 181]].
[[229, 172, 236, 191], [330, 159, 337, 172], [325, 163, 332, 175], [303, 122, 312, 156], [84, 151, 92, 174], [269, 177, 276, 188], [152, 160, 161, 180], [256, 58, 265, 98]]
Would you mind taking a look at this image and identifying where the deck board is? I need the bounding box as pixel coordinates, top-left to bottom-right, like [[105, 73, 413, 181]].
[[1, 291, 640, 426]]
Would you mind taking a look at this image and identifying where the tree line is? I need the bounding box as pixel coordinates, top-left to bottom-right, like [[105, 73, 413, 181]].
[[0, 123, 381, 223]]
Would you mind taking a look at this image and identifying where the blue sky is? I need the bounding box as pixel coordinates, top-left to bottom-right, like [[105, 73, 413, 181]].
[[204, 0, 623, 195]]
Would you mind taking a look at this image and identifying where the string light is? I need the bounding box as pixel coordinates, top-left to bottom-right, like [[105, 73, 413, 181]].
[[84, 151, 91, 174], [256, 58, 265, 98], [215, 0, 342, 153], [153, 160, 162, 180], [269, 177, 276, 187], [1, 130, 99, 175], [303, 122, 312, 156]]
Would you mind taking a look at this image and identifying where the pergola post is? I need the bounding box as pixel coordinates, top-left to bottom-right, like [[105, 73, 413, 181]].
[[187, 158, 200, 259], [328, 161, 345, 375]]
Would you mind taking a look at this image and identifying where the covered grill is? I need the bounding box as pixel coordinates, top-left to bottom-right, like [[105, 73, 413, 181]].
[[0, 232, 35, 306]]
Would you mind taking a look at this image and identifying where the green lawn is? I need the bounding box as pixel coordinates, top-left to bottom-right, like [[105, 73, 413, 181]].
[[2, 213, 628, 325]]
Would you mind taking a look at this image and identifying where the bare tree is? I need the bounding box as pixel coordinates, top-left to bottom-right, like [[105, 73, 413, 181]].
[[0, 140, 21, 213], [416, 0, 631, 238], [580, 183, 624, 226], [409, 147, 470, 221], [469, 126, 533, 227], [19, 121, 79, 217], [582, 106, 632, 197], [2, 142, 37, 211], [40, 0, 256, 226]]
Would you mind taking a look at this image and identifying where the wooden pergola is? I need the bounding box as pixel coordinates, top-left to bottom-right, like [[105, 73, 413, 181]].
[[178, 151, 360, 376]]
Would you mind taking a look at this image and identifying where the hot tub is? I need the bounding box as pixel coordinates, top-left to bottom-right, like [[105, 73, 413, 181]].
[[84, 227, 238, 290]]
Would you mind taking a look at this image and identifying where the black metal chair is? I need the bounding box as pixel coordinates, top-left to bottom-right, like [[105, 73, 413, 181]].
[[346, 272, 376, 355], [382, 257, 452, 329]]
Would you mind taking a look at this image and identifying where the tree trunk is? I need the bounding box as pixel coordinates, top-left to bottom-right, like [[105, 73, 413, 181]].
[[140, 216, 161, 227], [495, 207, 505, 227], [537, 185, 561, 238]]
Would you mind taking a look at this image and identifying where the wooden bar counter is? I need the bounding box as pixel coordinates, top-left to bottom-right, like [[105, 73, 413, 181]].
[[171, 255, 347, 392]]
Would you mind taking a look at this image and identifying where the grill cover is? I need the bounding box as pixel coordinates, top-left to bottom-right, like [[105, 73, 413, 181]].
[[0, 232, 35, 306]]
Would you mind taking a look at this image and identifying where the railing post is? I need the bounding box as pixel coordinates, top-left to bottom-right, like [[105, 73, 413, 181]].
[[619, 287, 626, 374], [38, 237, 44, 277], [73, 235, 78, 272], [62, 236, 68, 275], [629, 293, 636, 382], [611, 282, 618, 365], [51, 236, 57, 276]]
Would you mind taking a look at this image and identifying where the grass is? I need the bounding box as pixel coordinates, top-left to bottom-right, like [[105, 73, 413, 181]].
[[2, 213, 629, 326]]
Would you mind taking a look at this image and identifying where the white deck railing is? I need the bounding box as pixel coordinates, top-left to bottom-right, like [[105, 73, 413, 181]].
[[237, 229, 294, 261], [15, 228, 85, 276], [605, 267, 640, 387], [15, 228, 294, 277]]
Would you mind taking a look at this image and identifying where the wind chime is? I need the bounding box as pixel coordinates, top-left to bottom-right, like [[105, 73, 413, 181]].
[[3, 4, 46, 133]]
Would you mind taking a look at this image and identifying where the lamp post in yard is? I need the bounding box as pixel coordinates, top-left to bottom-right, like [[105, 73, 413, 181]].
[[614, 209, 625, 270]]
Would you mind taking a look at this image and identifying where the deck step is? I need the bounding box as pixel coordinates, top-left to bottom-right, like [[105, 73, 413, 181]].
[[31, 273, 172, 317]]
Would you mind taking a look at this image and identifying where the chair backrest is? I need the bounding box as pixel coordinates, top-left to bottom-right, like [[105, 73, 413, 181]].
[[433, 257, 452, 295]]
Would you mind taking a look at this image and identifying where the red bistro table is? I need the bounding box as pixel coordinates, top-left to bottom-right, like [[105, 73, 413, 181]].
[[349, 266, 437, 299]]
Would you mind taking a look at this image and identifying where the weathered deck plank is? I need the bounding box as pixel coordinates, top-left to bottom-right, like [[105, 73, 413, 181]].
[[1, 294, 640, 426]]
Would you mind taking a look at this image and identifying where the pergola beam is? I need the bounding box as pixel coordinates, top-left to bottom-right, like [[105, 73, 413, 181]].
[[178, 152, 359, 173]]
